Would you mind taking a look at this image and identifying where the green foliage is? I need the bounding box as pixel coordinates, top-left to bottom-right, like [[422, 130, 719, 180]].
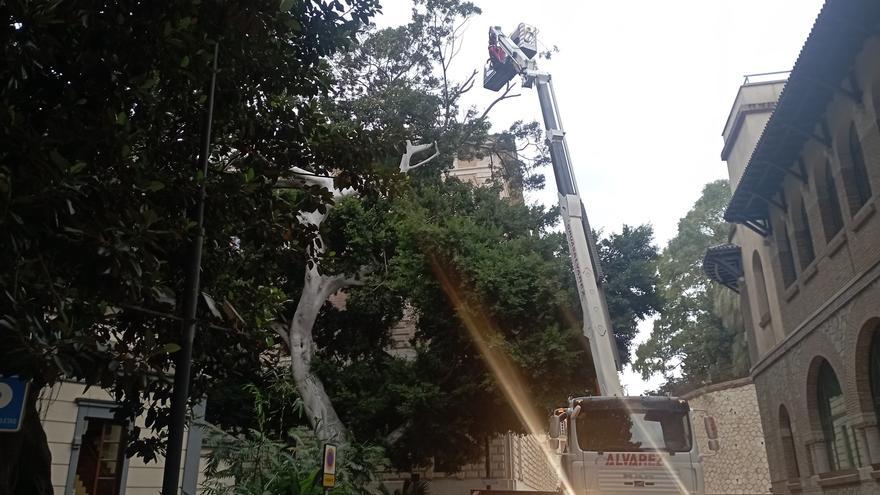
[[0, 0, 381, 460], [312, 177, 660, 470], [633, 180, 749, 393], [202, 382, 388, 495], [332, 0, 545, 189], [596, 225, 663, 364]]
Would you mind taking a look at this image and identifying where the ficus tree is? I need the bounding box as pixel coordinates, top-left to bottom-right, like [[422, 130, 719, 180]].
[[264, 0, 551, 452], [206, 0, 663, 470], [303, 178, 663, 470]]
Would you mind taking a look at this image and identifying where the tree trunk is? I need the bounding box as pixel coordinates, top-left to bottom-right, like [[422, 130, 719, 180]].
[[278, 144, 437, 450], [0, 385, 53, 495], [287, 265, 348, 445]]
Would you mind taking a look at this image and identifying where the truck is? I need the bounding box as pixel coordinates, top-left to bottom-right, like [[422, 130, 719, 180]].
[[484, 24, 709, 494]]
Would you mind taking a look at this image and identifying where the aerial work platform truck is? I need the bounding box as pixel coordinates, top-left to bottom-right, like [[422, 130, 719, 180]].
[[484, 24, 709, 495]]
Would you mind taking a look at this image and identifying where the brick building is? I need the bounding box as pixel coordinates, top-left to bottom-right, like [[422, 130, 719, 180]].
[[704, 0, 880, 493]]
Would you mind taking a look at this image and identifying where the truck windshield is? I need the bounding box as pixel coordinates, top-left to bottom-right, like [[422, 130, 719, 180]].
[[575, 402, 692, 453]]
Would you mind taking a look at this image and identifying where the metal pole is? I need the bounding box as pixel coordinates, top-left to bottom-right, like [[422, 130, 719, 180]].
[[162, 42, 219, 495]]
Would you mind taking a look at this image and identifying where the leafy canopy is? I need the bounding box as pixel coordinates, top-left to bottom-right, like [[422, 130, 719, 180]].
[[633, 180, 748, 393], [0, 0, 381, 460]]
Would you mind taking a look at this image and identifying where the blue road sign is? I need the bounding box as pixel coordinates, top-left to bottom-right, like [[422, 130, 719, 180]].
[[0, 376, 30, 432]]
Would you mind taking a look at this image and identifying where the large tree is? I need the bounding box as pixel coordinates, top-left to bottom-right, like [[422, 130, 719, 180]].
[[264, 0, 555, 451], [0, 0, 381, 491], [286, 180, 662, 469], [206, 0, 663, 469], [633, 180, 749, 393]]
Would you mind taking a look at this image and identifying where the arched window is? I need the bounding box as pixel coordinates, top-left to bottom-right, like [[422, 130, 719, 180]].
[[817, 360, 859, 470], [752, 252, 771, 326], [792, 196, 815, 268], [776, 220, 797, 287], [779, 406, 800, 480], [816, 160, 844, 241], [842, 122, 873, 215], [871, 330, 880, 422]]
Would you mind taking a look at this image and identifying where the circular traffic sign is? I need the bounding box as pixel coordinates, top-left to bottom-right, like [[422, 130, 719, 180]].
[[0, 383, 12, 408]]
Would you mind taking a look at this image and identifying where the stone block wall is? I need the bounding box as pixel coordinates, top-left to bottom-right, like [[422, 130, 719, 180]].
[[684, 378, 772, 494], [510, 434, 558, 491]]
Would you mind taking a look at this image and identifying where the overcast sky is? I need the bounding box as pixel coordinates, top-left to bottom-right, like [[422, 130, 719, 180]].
[[375, 0, 826, 394]]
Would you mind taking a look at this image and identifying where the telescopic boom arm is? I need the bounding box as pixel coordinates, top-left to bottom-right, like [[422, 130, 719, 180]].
[[484, 25, 623, 396]]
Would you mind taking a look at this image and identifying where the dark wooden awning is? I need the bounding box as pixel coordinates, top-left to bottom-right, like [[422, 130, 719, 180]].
[[703, 244, 743, 293]]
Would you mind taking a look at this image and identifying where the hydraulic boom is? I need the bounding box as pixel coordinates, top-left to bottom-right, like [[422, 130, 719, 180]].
[[485, 24, 622, 396]]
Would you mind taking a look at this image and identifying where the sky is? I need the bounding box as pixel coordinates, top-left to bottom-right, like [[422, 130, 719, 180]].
[[375, 0, 826, 394]]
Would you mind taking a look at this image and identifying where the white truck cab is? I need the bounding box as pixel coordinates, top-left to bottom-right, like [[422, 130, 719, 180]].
[[550, 396, 705, 495]]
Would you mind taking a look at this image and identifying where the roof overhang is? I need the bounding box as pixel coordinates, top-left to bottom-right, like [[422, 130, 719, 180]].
[[724, 0, 880, 225]]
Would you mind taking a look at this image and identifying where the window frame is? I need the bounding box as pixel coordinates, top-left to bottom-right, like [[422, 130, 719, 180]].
[[791, 195, 816, 269], [816, 361, 859, 471], [870, 330, 880, 423], [817, 160, 845, 241], [65, 399, 131, 495], [775, 219, 798, 288], [843, 122, 873, 215], [779, 405, 800, 480]]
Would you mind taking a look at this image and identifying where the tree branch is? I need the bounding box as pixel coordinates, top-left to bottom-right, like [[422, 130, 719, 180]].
[[399, 140, 439, 173], [477, 83, 520, 122], [271, 321, 290, 349], [385, 420, 411, 445]]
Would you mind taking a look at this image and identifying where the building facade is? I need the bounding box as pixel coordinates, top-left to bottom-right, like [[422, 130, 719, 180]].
[[36, 381, 207, 495], [705, 1, 880, 493]]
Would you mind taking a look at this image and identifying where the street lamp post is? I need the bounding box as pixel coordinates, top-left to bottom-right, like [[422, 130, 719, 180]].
[[161, 42, 219, 495]]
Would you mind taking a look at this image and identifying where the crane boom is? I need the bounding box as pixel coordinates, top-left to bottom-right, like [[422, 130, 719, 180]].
[[485, 25, 622, 396]]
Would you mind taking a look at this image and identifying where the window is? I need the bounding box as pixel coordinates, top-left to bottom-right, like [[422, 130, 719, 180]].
[[752, 251, 771, 325], [74, 418, 127, 495], [816, 160, 844, 241], [841, 122, 873, 215], [779, 406, 800, 480], [792, 197, 815, 268], [575, 400, 692, 453], [776, 221, 797, 287], [871, 330, 880, 422], [816, 360, 859, 470], [66, 400, 130, 495]]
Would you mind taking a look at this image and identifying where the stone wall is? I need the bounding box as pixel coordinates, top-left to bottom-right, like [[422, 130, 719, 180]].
[[684, 378, 772, 494], [510, 434, 557, 491], [382, 433, 558, 495]]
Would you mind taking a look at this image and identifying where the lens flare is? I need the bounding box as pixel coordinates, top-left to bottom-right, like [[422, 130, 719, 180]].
[[427, 254, 578, 495], [429, 253, 693, 495]]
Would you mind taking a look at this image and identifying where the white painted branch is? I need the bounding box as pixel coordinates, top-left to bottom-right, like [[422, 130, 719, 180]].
[[268, 142, 442, 451], [287, 263, 348, 444], [399, 140, 440, 173]]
